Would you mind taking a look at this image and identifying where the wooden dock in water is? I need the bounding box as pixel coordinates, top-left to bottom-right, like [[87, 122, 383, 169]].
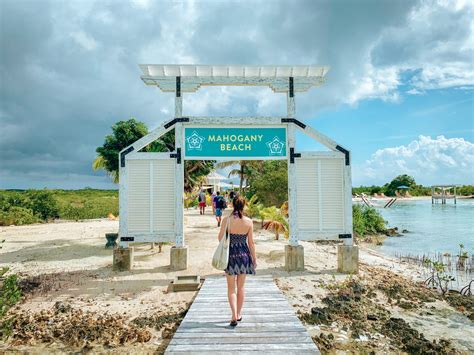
[[165, 275, 320, 354]]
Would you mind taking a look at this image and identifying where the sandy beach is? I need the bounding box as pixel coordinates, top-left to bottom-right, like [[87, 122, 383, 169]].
[[1, 208, 473, 353]]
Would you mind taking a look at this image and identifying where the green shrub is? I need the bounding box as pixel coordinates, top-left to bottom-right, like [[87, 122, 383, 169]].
[[59, 200, 119, 220], [353, 204, 387, 236], [0, 191, 26, 212], [50, 189, 118, 220], [458, 185, 474, 196], [0, 190, 59, 222], [0, 274, 21, 318], [0, 207, 40, 226], [24, 190, 59, 220], [0, 274, 22, 340], [248, 161, 288, 207], [184, 192, 198, 209], [245, 195, 263, 219], [0, 189, 119, 223]]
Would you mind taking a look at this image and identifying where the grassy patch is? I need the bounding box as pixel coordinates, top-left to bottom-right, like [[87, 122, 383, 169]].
[[0, 189, 118, 225], [0, 271, 23, 340]]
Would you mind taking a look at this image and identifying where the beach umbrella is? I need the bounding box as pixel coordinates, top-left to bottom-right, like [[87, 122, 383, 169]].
[[397, 185, 410, 189]]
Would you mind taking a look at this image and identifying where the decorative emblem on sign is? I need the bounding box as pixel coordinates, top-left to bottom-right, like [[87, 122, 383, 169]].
[[266, 136, 286, 155], [186, 131, 205, 151]]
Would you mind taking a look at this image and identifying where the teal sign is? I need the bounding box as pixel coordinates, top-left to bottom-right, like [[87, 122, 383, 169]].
[[184, 127, 287, 159]]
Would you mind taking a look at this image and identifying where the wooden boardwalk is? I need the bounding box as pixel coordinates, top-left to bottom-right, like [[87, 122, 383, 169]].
[[166, 275, 320, 354]]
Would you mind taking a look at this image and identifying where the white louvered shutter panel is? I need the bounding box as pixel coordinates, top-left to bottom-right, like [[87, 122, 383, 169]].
[[151, 160, 175, 234], [127, 159, 175, 235], [128, 160, 151, 233], [296, 156, 345, 240], [296, 159, 320, 231], [320, 159, 344, 231]]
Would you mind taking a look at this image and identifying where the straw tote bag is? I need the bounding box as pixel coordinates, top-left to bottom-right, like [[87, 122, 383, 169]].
[[212, 217, 230, 270]]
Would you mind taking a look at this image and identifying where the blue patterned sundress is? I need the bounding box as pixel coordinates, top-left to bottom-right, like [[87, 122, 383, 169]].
[[225, 233, 256, 275]]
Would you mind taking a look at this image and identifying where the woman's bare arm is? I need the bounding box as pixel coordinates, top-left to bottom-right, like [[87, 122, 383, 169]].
[[247, 222, 257, 268], [217, 216, 227, 241]]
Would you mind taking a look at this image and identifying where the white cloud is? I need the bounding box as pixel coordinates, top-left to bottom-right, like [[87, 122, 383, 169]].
[[346, 65, 401, 105], [70, 31, 98, 51], [130, 0, 151, 9], [411, 63, 474, 90], [369, 0, 474, 96], [355, 135, 474, 185], [1, 0, 473, 188], [406, 88, 423, 95]]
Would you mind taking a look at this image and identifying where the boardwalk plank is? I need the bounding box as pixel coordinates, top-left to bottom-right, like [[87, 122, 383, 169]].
[[184, 315, 301, 322], [163, 352, 316, 355], [171, 332, 310, 339], [165, 276, 319, 354], [168, 337, 314, 345], [166, 344, 318, 351]]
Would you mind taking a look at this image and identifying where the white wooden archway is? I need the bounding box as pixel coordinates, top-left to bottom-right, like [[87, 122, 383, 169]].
[[116, 65, 357, 272]]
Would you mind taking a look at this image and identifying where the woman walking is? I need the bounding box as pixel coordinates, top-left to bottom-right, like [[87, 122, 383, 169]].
[[217, 196, 256, 327]]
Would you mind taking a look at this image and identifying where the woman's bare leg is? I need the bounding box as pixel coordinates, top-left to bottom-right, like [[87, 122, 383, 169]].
[[226, 275, 238, 321], [236, 274, 246, 319]]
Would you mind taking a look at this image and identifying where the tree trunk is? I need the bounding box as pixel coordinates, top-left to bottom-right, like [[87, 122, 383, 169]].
[[239, 163, 244, 192], [275, 232, 279, 240]]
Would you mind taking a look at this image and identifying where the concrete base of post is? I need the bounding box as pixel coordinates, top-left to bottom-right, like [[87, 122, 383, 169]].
[[285, 245, 304, 271], [113, 247, 134, 271], [337, 245, 359, 274], [170, 246, 188, 271]]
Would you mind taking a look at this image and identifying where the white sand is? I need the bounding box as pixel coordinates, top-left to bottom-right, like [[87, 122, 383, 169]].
[[1, 208, 472, 351]]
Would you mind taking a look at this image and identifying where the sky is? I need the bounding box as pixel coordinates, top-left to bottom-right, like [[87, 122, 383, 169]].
[[0, 0, 473, 189]]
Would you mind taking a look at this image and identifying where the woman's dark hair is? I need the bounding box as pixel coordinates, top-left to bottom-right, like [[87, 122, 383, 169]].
[[232, 195, 245, 219]]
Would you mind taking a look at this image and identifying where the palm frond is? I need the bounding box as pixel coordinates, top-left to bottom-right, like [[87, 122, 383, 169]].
[[263, 220, 286, 232], [280, 201, 289, 217], [227, 169, 242, 178], [92, 155, 105, 171], [215, 161, 240, 169]]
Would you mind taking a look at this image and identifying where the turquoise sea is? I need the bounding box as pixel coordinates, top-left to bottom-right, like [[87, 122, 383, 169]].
[[372, 199, 474, 257]]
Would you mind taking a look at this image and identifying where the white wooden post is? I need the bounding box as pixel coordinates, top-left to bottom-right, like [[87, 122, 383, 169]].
[[343, 162, 354, 246], [287, 78, 298, 247], [175, 77, 185, 247], [118, 158, 128, 248]]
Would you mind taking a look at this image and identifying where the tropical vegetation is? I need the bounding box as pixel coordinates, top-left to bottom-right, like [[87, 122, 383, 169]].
[[352, 204, 387, 237], [260, 205, 289, 240], [0, 268, 22, 339], [93, 118, 214, 191], [0, 189, 118, 225], [353, 174, 474, 197], [245, 160, 288, 207]]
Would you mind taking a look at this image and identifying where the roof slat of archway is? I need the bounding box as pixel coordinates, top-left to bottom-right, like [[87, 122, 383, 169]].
[[139, 64, 330, 93]]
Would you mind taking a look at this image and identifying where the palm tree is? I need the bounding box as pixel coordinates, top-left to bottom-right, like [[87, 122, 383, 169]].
[[260, 206, 289, 240], [184, 160, 214, 191], [245, 195, 263, 219], [216, 160, 245, 192], [216, 161, 263, 193], [94, 125, 214, 190], [93, 155, 119, 183]]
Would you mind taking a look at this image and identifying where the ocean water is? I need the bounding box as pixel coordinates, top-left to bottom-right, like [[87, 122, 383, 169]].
[[371, 199, 474, 257]]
